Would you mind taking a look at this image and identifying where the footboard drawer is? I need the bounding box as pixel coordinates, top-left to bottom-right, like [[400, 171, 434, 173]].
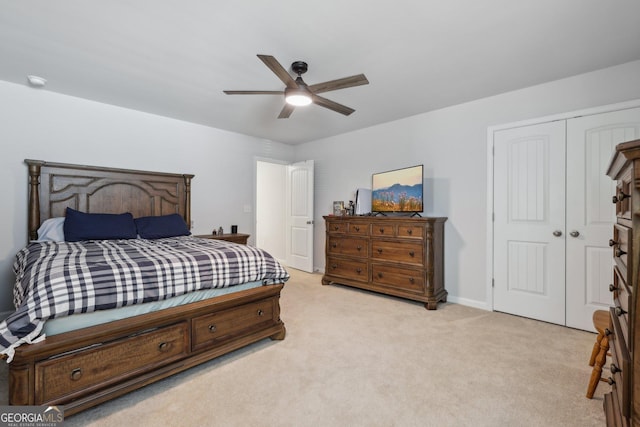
[[35, 322, 188, 403], [192, 298, 277, 352]]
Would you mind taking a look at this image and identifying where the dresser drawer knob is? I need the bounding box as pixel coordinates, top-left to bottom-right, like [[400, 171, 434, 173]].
[[331, 264, 338, 269], [610, 363, 621, 374], [615, 248, 626, 257], [208, 324, 217, 333], [354, 226, 360, 232], [357, 245, 362, 251], [409, 278, 414, 283], [377, 272, 383, 278], [158, 342, 169, 352], [334, 226, 340, 231], [408, 251, 415, 257], [609, 283, 618, 292], [407, 229, 413, 235], [612, 191, 629, 203], [379, 228, 385, 234], [70, 368, 82, 381], [609, 239, 617, 247], [332, 243, 337, 248], [615, 307, 627, 316], [377, 248, 383, 254], [257, 309, 264, 316], [356, 268, 362, 274]]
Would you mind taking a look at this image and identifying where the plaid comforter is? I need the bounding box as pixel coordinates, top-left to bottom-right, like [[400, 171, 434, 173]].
[[0, 236, 289, 362]]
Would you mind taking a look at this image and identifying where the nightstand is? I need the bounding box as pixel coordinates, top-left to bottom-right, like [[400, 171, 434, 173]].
[[194, 233, 250, 245]]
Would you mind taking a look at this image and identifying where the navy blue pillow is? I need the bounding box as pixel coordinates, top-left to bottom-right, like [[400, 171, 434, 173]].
[[63, 208, 137, 242], [135, 214, 191, 239]]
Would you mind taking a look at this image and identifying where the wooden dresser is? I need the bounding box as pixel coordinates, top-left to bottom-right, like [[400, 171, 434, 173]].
[[322, 216, 447, 310], [605, 139, 640, 426]]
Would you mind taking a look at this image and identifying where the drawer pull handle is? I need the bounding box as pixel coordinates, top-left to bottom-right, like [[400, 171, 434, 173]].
[[604, 328, 612, 336], [158, 342, 169, 352], [331, 264, 338, 269], [357, 245, 362, 251], [257, 309, 264, 316], [408, 251, 415, 257], [334, 226, 339, 231], [356, 268, 362, 274], [208, 324, 217, 333], [407, 229, 413, 235], [612, 191, 629, 203], [70, 368, 82, 381], [354, 226, 360, 231], [609, 239, 617, 247], [377, 272, 383, 278], [615, 248, 626, 257], [409, 278, 414, 283], [610, 363, 621, 374], [609, 283, 618, 292], [552, 230, 562, 237], [606, 377, 615, 386], [615, 307, 626, 316], [377, 248, 383, 254], [569, 230, 580, 238], [332, 243, 337, 248], [379, 228, 385, 233]]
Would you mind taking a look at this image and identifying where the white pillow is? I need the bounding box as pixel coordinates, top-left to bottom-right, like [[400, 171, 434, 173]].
[[35, 217, 65, 242]]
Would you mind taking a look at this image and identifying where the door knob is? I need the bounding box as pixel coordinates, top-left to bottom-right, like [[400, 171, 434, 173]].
[[569, 230, 580, 237], [552, 230, 562, 237]]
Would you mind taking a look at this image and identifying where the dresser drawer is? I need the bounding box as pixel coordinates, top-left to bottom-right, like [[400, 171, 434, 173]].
[[35, 322, 188, 403], [348, 222, 369, 236], [325, 257, 368, 282], [609, 308, 631, 419], [371, 264, 425, 293], [613, 168, 632, 220], [397, 223, 424, 239], [327, 237, 368, 258], [612, 266, 631, 318], [612, 224, 631, 279], [371, 223, 396, 237], [192, 298, 277, 352], [371, 240, 423, 266], [327, 221, 347, 234]]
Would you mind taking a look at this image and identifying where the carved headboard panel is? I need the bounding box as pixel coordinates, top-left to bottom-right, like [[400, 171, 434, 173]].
[[26, 159, 194, 240]]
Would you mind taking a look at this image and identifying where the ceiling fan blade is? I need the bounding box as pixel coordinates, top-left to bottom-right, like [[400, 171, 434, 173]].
[[257, 55, 298, 88], [312, 94, 355, 116], [278, 104, 295, 119], [307, 74, 369, 94], [223, 90, 284, 95]]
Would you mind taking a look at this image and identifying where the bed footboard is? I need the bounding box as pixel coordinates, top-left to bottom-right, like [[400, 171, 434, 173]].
[[8, 284, 285, 417]]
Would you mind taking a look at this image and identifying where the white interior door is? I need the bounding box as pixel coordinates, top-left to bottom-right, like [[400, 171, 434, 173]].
[[286, 160, 314, 272], [493, 121, 567, 325], [566, 107, 640, 330]]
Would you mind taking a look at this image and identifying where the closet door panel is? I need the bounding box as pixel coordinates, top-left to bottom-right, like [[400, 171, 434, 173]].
[[566, 107, 640, 330]]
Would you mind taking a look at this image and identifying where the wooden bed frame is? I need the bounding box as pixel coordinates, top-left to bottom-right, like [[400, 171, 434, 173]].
[[8, 160, 286, 417]]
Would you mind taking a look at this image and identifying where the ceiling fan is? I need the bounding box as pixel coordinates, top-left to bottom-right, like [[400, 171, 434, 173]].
[[224, 54, 369, 119]]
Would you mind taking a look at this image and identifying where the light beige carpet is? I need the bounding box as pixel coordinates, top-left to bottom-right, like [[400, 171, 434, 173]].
[[0, 269, 607, 426]]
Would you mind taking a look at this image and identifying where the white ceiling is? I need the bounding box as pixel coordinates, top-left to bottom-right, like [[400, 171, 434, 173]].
[[1, 1, 639, 145]]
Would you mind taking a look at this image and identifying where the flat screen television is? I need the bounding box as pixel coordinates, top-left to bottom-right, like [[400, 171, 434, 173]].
[[371, 165, 423, 214]]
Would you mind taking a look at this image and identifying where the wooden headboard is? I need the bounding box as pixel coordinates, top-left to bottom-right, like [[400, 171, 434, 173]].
[[25, 159, 195, 240]]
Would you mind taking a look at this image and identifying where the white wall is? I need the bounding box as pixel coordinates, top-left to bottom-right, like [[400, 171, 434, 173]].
[[294, 60, 640, 309], [0, 80, 295, 312]]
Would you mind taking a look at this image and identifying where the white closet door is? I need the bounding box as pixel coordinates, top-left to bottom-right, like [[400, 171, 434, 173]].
[[493, 121, 567, 325], [566, 107, 640, 330]]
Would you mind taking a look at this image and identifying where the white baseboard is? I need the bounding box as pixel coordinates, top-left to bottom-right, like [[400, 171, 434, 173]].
[[446, 295, 491, 311]]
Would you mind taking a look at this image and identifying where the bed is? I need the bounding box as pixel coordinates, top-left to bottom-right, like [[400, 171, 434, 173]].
[[2, 159, 288, 417]]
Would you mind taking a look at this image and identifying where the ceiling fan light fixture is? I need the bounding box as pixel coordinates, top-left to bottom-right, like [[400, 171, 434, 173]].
[[285, 87, 312, 106]]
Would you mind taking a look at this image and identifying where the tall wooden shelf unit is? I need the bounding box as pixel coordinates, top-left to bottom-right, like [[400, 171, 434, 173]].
[[605, 139, 640, 427], [322, 216, 447, 310]]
